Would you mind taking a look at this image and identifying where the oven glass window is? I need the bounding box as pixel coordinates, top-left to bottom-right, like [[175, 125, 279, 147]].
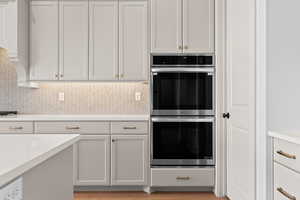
[[153, 72, 213, 110], [153, 121, 213, 160]]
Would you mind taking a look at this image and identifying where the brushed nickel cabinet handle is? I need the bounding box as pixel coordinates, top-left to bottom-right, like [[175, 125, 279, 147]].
[[9, 126, 24, 130], [277, 150, 296, 159], [184, 45, 188, 49], [123, 127, 137, 130], [112, 139, 116, 142], [55, 74, 59, 79], [176, 176, 191, 181], [178, 46, 183, 50], [65, 126, 80, 130], [277, 187, 296, 200], [60, 74, 64, 78]]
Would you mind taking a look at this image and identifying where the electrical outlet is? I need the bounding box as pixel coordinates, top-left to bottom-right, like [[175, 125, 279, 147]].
[[58, 92, 65, 102], [135, 92, 142, 101], [0, 178, 23, 200]]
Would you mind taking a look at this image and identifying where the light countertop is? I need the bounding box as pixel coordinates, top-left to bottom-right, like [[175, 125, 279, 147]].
[[0, 134, 79, 188], [269, 131, 300, 145], [0, 114, 149, 121]]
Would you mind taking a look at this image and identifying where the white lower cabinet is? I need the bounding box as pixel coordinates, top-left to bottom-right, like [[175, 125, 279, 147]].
[[271, 136, 300, 200], [151, 168, 215, 187], [111, 135, 148, 186], [74, 135, 110, 186], [75, 135, 148, 186], [274, 162, 300, 200], [71, 121, 149, 187]]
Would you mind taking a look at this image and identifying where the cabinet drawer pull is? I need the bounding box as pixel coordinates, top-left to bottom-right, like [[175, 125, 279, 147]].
[[65, 126, 81, 130], [9, 126, 24, 130], [178, 46, 183, 50], [184, 45, 188, 49], [123, 126, 137, 130], [277, 150, 296, 159], [176, 176, 191, 181], [277, 187, 296, 200]]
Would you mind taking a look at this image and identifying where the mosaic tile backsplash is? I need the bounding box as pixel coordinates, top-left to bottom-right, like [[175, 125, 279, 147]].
[[0, 63, 149, 114]]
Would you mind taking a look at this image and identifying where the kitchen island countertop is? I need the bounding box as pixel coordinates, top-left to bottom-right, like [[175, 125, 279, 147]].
[[0, 134, 79, 187]]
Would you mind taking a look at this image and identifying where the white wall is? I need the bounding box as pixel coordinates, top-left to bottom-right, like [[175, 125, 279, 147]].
[[267, 1, 300, 199], [267, 0, 300, 131]]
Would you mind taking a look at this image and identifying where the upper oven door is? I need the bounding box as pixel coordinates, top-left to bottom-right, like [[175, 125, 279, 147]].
[[151, 68, 214, 116]]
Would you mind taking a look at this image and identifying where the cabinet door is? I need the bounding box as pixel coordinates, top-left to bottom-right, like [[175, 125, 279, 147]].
[[150, 0, 182, 53], [59, 0, 88, 80], [183, 0, 215, 53], [74, 135, 110, 186], [119, 0, 148, 81], [30, 1, 59, 80], [111, 135, 148, 185], [89, 0, 119, 80], [0, 2, 8, 49]]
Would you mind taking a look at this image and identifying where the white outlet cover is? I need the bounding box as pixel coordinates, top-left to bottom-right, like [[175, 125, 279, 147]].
[[58, 92, 65, 102], [135, 92, 142, 101]]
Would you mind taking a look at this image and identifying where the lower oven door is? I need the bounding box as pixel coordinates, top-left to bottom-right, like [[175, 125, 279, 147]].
[[151, 116, 215, 166]]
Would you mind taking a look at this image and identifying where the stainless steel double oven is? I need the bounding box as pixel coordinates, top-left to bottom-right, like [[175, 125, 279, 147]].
[[150, 54, 215, 167]]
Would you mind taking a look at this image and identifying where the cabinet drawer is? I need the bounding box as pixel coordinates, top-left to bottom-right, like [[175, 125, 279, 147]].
[[0, 122, 33, 134], [151, 168, 214, 187], [274, 162, 300, 200], [111, 121, 148, 135], [274, 138, 300, 173], [35, 121, 110, 134]]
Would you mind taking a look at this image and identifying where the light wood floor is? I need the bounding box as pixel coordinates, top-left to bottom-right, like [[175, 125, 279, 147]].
[[74, 192, 227, 200]]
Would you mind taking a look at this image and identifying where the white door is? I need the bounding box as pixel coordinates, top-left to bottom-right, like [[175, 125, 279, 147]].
[[111, 135, 148, 185], [59, 0, 88, 80], [182, 0, 215, 53], [119, 0, 148, 81], [74, 135, 110, 186], [226, 0, 256, 199], [30, 1, 59, 80], [150, 0, 182, 53], [89, 0, 119, 80]]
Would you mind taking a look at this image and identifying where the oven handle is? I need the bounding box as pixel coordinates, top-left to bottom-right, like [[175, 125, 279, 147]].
[[151, 117, 214, 123], [151, 67, 214, 73]]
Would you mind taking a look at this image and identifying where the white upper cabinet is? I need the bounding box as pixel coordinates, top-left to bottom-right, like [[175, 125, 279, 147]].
[[150, 0, 182, 53], [30, 0, 59, 80], [151, 0, 215, 53], [0, 1, 8, 50], [59, 0, 89, 80], [183, 0, 215, 53], [119, 0, 148, 81], [29, 0, 148, 82], [89, 0, 119, 80], [0, 0, 23, 59]]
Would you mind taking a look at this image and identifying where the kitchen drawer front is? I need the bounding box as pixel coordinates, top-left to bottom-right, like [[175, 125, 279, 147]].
[[35, 121, 110, 134], [0, 122, 34, 134], [151, 168, 214, 187], [274, 162, 300, 200], [274, 138, 300, 173], [111, 121, 148, 135]]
